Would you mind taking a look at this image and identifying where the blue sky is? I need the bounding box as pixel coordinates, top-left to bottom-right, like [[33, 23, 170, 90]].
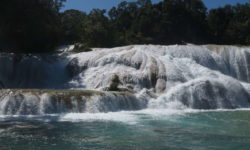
[[62, 0, 249, 12]]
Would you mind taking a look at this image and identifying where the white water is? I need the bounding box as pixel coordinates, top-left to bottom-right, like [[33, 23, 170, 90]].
[[0, 90, 147, 115], [0, 44, 250, 115], [67, 45, 250, 109]]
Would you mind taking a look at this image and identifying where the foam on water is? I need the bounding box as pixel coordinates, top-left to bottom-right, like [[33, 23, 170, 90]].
[[1, 108, 250, 125], [59, 112, 138, 124]]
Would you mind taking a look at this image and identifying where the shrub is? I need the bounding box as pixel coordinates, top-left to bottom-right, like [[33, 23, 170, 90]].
[[72, 43, 92, 53], [109, 74, 120, 91]]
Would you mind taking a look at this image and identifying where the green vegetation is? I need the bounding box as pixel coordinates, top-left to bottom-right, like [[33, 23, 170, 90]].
[[0, 0, 66, 53], [72, 43, 92, 53], [0, 0, 250, 53], [109, 74, 121, 91]]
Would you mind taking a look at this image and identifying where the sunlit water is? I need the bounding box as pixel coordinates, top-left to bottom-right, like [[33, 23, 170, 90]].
[[0, 109, 250, 150]]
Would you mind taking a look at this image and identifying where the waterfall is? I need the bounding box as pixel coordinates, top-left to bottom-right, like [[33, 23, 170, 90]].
[[0, 44, 250, 115], [0, 53, 70, 89], [148, 77, 250, 109], [67, 44, 250, 110], [0, 90, 147, 115]]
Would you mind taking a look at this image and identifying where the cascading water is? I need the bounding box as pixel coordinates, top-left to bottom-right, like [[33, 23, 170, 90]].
[[0, 90, 147, 115], [0, 53, 70, 89], [0, 44, 250, 115]]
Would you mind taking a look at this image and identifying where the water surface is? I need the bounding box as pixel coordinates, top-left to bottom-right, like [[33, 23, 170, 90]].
[[0, 109, 250, 150]]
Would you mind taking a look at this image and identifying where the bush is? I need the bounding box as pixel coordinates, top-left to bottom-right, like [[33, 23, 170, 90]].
[[72, 43, 92, 53], [0, 0, 65, 53], [109, 74, 120, 91]]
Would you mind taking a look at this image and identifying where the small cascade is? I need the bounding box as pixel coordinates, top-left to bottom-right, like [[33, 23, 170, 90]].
[[149, 77, 250, 109], [0, 90, 147, 115]]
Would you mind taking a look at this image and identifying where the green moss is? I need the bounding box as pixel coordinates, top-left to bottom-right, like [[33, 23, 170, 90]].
[[109, 82, 119, 91], [109, 74, 120, 91]]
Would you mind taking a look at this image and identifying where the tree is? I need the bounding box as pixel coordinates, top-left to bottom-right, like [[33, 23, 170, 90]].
[[207, 5, 234, 44], [226, 3, 250, 45], [61, 9, 86, 44], [0, 0, 66, 53], [80, 9, 115, 47], [1, 0, 250, 52], [207, 3, 250, 45], [137, 0, 152, 6]]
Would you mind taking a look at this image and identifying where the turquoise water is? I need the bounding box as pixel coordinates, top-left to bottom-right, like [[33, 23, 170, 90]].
[[0, 110, 250, 150]]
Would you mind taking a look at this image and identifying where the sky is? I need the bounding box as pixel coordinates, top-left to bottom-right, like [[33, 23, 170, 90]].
[[61, 0, 250, 12]]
